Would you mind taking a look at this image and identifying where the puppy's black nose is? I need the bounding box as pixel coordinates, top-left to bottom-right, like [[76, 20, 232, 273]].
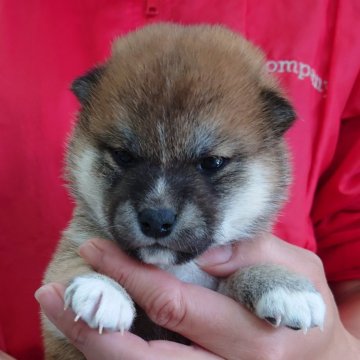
[[138, 208, 176, 238]]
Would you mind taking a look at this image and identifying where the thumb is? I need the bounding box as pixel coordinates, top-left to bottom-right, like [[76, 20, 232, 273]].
[[195, 244, 237, 277], [0, 351, 17, 360], [195, 239, 268, 277], [196, 234, 327, 286]]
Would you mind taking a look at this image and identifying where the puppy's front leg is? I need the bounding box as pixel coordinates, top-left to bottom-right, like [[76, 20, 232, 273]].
[[43, 236, 135, 360], [45, 237, 136, 334], [219, 264, 326, 332]]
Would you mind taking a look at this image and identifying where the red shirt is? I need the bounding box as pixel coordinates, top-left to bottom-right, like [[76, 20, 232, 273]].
[[0, 1, 359, 358]]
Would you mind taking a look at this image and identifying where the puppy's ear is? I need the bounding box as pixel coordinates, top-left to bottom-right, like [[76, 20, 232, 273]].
[[71, 66, 104, 105], [261, 89, 296, 136]]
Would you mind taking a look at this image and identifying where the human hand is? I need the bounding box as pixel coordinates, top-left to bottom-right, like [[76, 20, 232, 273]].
[[36, 235, 360, 359], [0, 351, 17, 360]]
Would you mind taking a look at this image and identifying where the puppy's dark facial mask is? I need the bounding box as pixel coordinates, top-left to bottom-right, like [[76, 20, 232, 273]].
[[68, 24, 295, 266]]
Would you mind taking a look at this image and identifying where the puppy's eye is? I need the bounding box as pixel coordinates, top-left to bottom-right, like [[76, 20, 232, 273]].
[[110, 149, 135, 167], [197, 156, 227, 172]]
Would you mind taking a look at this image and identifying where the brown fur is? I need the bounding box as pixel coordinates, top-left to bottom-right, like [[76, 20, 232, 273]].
[[44, 336, 84, 360], [80, 24, 280, 159]]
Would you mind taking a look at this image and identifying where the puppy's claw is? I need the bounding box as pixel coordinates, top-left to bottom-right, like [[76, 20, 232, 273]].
[[64, 298, 70, 311], [74, 313, 81, 322], [99, 325, 103, 335], [286, 325, 301, 331], [265, 316, 281, 327]]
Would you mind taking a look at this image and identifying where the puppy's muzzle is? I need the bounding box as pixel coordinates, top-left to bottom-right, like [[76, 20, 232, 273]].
[[138, 208, 177, 238]]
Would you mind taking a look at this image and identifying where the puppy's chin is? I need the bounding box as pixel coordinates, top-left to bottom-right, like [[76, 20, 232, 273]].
[[136, 245, 197, 267], [138, 245, 177, 267]]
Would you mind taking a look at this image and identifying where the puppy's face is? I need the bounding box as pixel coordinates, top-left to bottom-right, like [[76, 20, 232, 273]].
[[68, 24, 295, 266]]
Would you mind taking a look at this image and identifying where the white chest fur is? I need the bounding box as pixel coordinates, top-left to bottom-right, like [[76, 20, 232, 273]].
[[164, 261, 219, 290]]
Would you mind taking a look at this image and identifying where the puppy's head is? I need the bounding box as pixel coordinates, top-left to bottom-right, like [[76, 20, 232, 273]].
[[67, 24, 295, 266]]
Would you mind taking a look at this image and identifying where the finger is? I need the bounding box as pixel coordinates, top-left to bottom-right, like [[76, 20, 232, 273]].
[[0, 351, 17, 360], [79, 239, 280, 358], [197, 234, 326, 283], [35, 283, 220, 360]]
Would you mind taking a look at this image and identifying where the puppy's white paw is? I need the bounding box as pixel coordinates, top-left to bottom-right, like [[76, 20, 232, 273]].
[[64, 274, 135, 334], [255, 288, 326, 332]]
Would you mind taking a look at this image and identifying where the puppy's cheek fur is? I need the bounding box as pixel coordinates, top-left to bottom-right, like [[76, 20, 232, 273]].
[[69, 146, 107, 224], [214, 159, 280, 244], [163, 202, 214, 256]]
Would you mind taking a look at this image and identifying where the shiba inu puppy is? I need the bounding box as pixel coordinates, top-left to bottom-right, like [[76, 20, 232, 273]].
[[42, 24, 325, 359]]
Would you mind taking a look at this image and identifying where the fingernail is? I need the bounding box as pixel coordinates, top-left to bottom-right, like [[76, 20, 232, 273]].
[[34, 284, 53, 302], [78, 239, 102, 262], [196, 245, 233, 267]]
